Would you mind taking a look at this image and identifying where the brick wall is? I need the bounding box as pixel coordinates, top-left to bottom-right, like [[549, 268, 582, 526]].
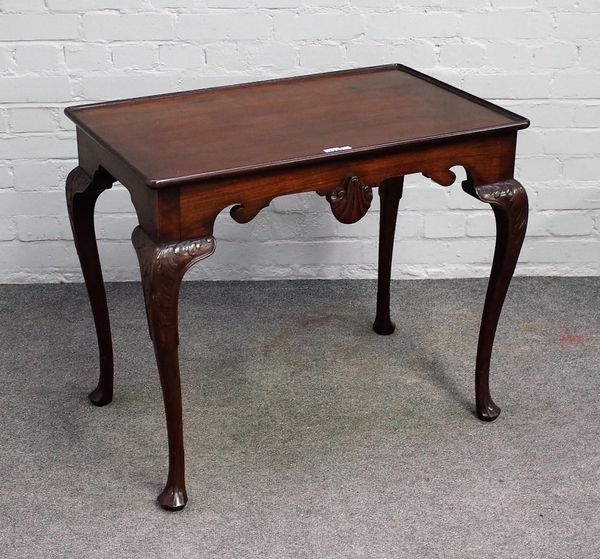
[[1, 0, 599, 282]]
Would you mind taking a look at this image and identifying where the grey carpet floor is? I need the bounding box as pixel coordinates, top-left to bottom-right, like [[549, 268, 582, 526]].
[[0, 278, 598, 559]]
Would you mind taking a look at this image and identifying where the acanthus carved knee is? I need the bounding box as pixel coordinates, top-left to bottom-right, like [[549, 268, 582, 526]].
[[469, 180, 528, 226], [66, 167, 113, 213], [464, 179, 529, 257], [131, 227, 215, 345]]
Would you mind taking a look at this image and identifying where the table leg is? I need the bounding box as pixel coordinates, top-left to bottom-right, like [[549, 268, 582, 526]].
[[465, 179, 528, 421], [66, 167, 114, 406], [131, 226, 215, 511], [373, 176, 404, 335]]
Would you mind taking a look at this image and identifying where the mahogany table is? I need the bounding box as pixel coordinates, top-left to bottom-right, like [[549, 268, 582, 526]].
[[65, 64, 530, 511]]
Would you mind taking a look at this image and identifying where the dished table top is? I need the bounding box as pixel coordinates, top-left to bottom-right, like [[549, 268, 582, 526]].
[[66, 64, 529, 189]]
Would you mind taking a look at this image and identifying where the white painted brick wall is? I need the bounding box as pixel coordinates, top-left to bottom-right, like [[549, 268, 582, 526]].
[[1, 1, 599, 283]]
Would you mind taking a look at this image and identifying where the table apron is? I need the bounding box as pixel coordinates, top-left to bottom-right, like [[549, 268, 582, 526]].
[[177, 132, 517, 239]]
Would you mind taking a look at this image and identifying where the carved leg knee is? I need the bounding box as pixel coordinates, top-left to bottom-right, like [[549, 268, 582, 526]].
[[464, 179, 528, 421], [132, 226, 215, 511]]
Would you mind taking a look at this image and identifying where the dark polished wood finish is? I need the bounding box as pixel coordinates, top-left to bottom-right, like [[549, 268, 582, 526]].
[[373, 176, 405, 335], [66, 64, 526, 189], [132, 227, 215, 510], [464, 178, 529, 420], [65, 64, 530, 510], [66, 167, 115, 406]]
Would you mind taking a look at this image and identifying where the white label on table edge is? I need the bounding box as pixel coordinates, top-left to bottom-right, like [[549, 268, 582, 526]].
[[323, 146, 353, 153]]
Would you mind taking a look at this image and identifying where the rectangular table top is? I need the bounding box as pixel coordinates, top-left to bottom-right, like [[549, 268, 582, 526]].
[[66, 64, 529, 189]]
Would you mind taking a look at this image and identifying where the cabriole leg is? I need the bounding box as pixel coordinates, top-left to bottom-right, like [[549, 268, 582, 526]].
[[464, 179, 528, 421], [132, 226, 215, 511], [373, 176, 404, 335], [66, 166, 114, 406]]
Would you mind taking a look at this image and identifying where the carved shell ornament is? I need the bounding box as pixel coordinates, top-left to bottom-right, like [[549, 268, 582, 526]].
[[326, 175, 373, 224]]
